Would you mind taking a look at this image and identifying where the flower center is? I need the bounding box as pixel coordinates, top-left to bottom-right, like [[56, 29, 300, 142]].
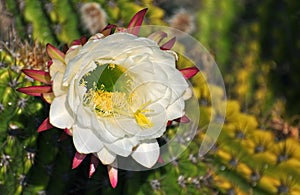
[[80, 62, 153, 128], [81, 62, 129, 117]]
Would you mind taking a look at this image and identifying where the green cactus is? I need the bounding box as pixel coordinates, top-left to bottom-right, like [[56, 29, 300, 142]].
[[0, 42, 47, 194]]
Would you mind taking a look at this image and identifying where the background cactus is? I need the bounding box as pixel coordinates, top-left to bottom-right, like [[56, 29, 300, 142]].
[[1, 0, 300, 194]]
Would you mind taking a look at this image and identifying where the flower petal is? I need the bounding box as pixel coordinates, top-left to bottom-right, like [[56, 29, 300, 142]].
[[180, 67, 199, 79], [107, 165, 118, 188], [72, 152, 87, 169], [160, 37, 176, 50], [113, 103, 167, 140], [183, 87, 192, 100], [52, 72, 68, 97], [96, 147, 116, 165], [17, 86, 52, 96], [131, 139, 160, 168], [22, 69, 51, 84], [73, 124, 104, 153], [105, 137, 138, 157], [127, 8, 148, 35], [37, 117, 53, 132], [166, 98, 185, 120], [49, 94, 74, 129], [49, 59, 66, 78], [46, 43, 65, 63], [91, 116, 123, 143]]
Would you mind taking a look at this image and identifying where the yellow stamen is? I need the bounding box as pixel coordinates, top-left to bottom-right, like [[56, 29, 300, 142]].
[[83, 88, 126, 117], [133, 101, 154, 128], [134, 111, 154, 128]]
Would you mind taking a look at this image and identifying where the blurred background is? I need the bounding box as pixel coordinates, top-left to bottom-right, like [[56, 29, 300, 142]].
[[0, 0, 300, 194]]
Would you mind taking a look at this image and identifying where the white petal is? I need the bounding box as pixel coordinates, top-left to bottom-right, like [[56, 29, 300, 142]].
[[96, 147, 116, 165], [62, 55, 85, 86], [91, 115, 120, 143], [101, 118, 126, 138], [73, 124, 104, 153], [49, 95, 74, 129], [76, 103, 92, 128], [50, 59, 65, 77], [129, 82, 172, 111], [106, 137, 138, 157], [183, 87, 193, 100], [65, 45, 82, 64], [67, 80, 84, 113], [52, 72, 68, 97], [166, 98, 185, 120], [131, 140, 160, 168], [114, 103, 167, 140]]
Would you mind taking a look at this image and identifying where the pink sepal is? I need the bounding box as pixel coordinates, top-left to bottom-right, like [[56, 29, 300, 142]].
[[17, 85, 52, 96], [46, 43, 65, 63], [72, 152, 87, 169], [71, 36, 87, 46], [160, 37, 176, 50], [180, 67, 199, 79], [107, 165, 118, 188], [148, 31, 168, 44], [41, 92, 54, 104], [64, 128, 72, 136], [22, 69, 51, 84], [89, 155, 99, 178], [158, 156, 164, 164], [37, 117, 53, 132], [127, 8, 148, 35], [101, 24, 117, 36], [47, 60, 53, 68], [179, 115, 190, 123]]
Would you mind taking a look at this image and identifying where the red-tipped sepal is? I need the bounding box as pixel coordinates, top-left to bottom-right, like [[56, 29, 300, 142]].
[[179, 115, 190, 123], [148, 31, 168, 44], [101, 24, 117, 36], [47, 60, 53, 69], [160, 37, 176, 50], [22, 69, 51, 84], [167, 115, 191, 127], [127, 8, 148, 35], [107, 165, 118, 188], [17, 85, 52, 96], [89, 155, 99, 178], [64, 128, 72, 136], [180, 67, 199, 79], [46, 43, 65, 63], [158, 156, 164, 164], [72, 152, 87, 169], [71, 36, 87, 47], [41, 92, 54, 104], [37, 117, 53, 133]]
